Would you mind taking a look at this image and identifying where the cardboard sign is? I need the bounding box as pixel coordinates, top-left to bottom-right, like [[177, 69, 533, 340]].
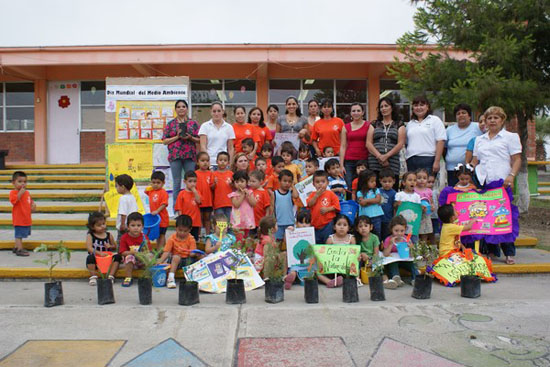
[[446, 187, 512, 235], [115, 101, 176, 142], [106, 143, 153, 190], [285, 226, 316, 267], [429, 250, 496, 286], [103, 185, 145, 219], [312, 245, 360, 276], [396, 202, 423, 236], [273, 132, 300, 154], [183, 250, 264, 293], [294, 175, 316, 206]]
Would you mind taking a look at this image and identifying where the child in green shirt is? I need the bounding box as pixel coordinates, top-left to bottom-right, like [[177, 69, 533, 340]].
[[356, 215, 380, 264]]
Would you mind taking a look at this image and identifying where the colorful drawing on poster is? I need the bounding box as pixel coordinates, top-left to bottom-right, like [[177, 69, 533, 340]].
[[428, 249, 496, 286], [115, 101, 175, 142], [183, 250, 264, 293], [273, 132, 300, 154], [312, 245, 360, 276], [103, 185, 145, 219], [286, 227, 315, 268], [294, 175, 316, 206], [106, 143, 153, 190], [446, 187, 512, 235], [396, 202, 423, 236]]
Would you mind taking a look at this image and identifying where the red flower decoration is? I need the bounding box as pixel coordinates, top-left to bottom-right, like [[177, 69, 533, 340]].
[[58, 95, 71, 108]]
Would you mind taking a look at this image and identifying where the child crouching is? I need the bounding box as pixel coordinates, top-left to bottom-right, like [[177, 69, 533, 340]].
[[118, 212, 152, 287]]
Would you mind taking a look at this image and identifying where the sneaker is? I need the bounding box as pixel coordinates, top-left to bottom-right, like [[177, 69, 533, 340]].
[[392, 275, 405, 287], [167, 279, 177, 289], [383, 279, 398, 289], [89, 276, 98, 286]]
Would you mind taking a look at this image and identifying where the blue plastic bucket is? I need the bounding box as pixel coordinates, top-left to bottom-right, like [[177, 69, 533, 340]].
[[143, 213, 161, 241], [396, 242, 410, 259], [151, 265, 167, 287], [340, 200, 359, 225]]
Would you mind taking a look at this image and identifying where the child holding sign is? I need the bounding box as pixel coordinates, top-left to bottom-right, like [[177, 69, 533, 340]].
[[322, 215, 356, 288], [204, 213, 236, 254], [437, 204, 475, 257], [381, 215, 418, 289]]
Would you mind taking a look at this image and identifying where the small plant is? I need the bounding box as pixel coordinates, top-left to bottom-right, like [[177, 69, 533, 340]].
[[263, 236, 286, 282], [370, 254, 385, 277], [411, 240, 438, 277], [229, 229, 256, 280], [463, 249, 479, 277], [135, 248, 162, 279], [304, 244, 318, 280], [33, 242, 72, 282]]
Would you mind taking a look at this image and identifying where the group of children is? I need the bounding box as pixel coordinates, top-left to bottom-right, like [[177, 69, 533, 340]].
[[9, 142, 491, 291]]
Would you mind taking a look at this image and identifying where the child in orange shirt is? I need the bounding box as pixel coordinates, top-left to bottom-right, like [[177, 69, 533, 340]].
[[351, 160, 368, 200], [158, 215, 203, 289], [254, 216, 277, 273], [212, 151, 234, 219], [145, 171, 169, 250], [266, 156, 285, 193], [254, 157, 269, 186], [241, 138, 256, 171], [260, 142, 274, 176], [174, 171, 203, 241], [9, 171, 35, 256], [281, 145, 301, 183], [306, 170, 341, 244], [195, 152, 215, 236], [249, 170, 272, 236]]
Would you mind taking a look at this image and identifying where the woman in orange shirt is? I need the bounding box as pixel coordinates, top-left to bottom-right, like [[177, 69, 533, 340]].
[[311, 99, 345, 157], [248, 107, 272, 149], [232, 105, 260, 157]]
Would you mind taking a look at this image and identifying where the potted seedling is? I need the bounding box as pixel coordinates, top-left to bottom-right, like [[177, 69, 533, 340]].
[[226, 229, 255, 304], [263, 234, 286, 304], [368, 255, 385, 301], [179, 252, 203, 306], [303, 244, 319, 304], [460, 250, 481, 298], [33, 242, 71, 307], [96, 256, 116, 305], [411, 240, 437, 299], [135, 249, 162, 305], [342, 259, 359, 303]]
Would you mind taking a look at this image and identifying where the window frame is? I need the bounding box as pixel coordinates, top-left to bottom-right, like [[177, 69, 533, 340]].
[[80, 80, 106, 132], [1, 82, 35, 133]]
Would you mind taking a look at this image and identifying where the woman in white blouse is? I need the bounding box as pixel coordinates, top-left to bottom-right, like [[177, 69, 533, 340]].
[[471, 106, 521, 265], [405, 95, 446, 174]]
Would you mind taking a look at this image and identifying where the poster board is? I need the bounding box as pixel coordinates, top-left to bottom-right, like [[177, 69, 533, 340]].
[[396, 202, 423, 236], [106, 143, 153, 189], [318, 157, 340, 171], [285, 227, 316, 267], [294, 175, 316, 206], [183, 250, 264, 293], [115, 101, 175, 142], [446, 187, 512, 235], [429, 250, 496, 286], [103, 185, 145, 219], [273, 132, 300, 154], [312, 245, 360, 276]]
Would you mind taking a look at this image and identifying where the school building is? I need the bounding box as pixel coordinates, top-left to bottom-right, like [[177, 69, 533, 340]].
[[0, 0, 536, 165]]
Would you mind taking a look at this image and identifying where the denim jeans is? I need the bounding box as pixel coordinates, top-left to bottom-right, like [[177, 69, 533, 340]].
[[315, 221, 333, 244], [344, 160, 358, 192], [406, 156, 435, 174], [386, 261, 418, 280], [170, 158, 196, 203], [485, 242, 516, 257], [370, 215, 382, 241]]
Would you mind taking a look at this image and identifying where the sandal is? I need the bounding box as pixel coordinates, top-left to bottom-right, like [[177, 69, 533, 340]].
[[15, 249, 29, 257], [122, 277, 133, 287], [506, 257, 516, 265]]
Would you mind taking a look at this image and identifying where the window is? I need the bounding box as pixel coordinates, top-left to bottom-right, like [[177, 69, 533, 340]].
[[81, 81, 105, 131], [190, 79, 256, 123], [269, 79, 368, 122], [379, 79, 411, 123], [1, 82, 34, 131]]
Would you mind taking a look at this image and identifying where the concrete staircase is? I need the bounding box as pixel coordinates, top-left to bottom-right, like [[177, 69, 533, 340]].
[[0, 164, 548, 279]]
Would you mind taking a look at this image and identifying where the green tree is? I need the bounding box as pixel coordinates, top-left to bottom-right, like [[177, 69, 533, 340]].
[[389, 0, 550, 212], [293, 240, 311, 264]]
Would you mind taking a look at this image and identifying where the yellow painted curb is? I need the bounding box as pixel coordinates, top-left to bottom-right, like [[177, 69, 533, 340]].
[[0, 205, 98, 213], [538, 189, 550, 194], [6, 164, 105, 169], [492, 263, 550, 273], [0, 169, 105, 175], [0, 267, 184, 279], [0, 175, 105, 181], [539, 182, 550, 186], [515, 237, 538, 247], [0, 183, 104, 189], [0, 193, 101, 199], [0, 241, 86, 250], [0, 218, 175, 226]]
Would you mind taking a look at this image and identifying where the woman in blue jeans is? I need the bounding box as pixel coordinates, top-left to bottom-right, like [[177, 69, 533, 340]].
[[162, 100, 199, 203], [405, 96, 446, 174]]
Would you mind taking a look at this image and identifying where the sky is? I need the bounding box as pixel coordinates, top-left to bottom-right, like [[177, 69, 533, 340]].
[[0, 0, 417, 47]]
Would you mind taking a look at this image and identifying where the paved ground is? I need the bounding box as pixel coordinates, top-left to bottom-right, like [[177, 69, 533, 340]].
[[1, 276, 550, 367]]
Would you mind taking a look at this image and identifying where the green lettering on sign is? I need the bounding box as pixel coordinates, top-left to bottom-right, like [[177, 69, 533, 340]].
[[312, 245, 360, 276], [456, 188, 503, 202]]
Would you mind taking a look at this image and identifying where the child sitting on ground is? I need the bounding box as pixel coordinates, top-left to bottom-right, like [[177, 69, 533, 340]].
[[356, 215, 380, 266], [381, 215, 418, 289], [158, 215, 202, 289], [321, 215, 356, 288], [145, 171, 169, 250], [254, 216, 277, 273], [284, 209, 313, 290], [85, 212, 121, 285], [438, 204, 475, 257], [204, 213, 236, 254], [10, 170, 35, 256], [118, 212, 152, 287]]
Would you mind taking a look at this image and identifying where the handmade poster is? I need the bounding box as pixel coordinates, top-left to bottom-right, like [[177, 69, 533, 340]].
[[294, 175, 316, 206], [428, 249, 496, 286], [153, 143, 170, 166], [396, 202, 423, 236], [285, 227, 316, 267], [115, 101, 175, 142], [103, 185, 145, 219], [183, 250, 264, 293], [312, 245, 360, 276], [273, 132, 300, 154], [318, 157, 340, 171], [152, 167, 173, 192], [379, 253, 414, 265], [446, 187, 512, 235], [106, 143, 153, 190]]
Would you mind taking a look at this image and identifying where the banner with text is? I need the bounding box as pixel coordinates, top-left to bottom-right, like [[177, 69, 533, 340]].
[[312, 244, 360, 276], [115, 101, 176, 142]]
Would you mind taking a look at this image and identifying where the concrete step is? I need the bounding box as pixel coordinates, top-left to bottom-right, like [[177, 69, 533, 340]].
[[0, 212, 172, 227], [0, 169, 105, 175], [0, 175, 104, 182], [0, 247, 548, 279], [0, 183, 104, 190], [538, 189, 550, 194], [6, 164, 104, 169], [539, 182, 550, 186], [0, 190, 102, 200], [0, 203, 99, 213]]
